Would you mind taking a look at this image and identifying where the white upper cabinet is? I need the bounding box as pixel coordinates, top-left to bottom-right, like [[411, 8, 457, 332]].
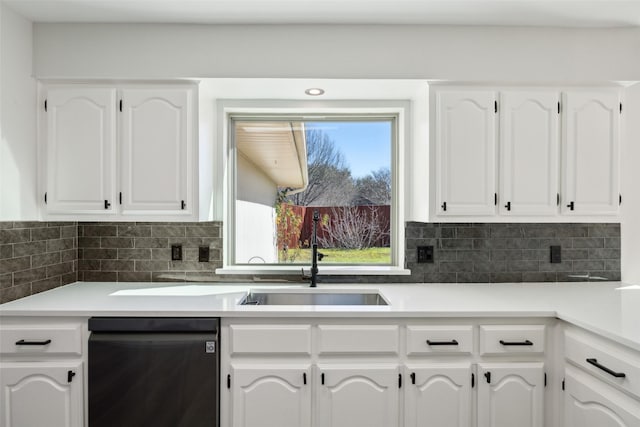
[[562, 90, 621, 216], [41, 83, 198, 220], [120, 87, 194, 216], [45, 87, 117, 214], [435, 91, 497, 216], [500, 91, 559, 216]]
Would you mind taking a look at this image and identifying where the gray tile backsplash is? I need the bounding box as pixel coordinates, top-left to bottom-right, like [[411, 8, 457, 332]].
[[0, 220, 621, 303], [0, 222, 78, 303]]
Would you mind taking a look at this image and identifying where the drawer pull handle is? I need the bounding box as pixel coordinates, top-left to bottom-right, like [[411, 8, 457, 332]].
[[15, 339, 52, 346], [427, 339, 459, 346], [586, 358, 626, 378], [499, 339, 533, 346]]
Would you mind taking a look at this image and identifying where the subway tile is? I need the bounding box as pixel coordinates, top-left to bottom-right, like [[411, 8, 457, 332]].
[[152, 248, 171, 260], [0, 283, 32, 304], [0, 256, 31, 273], [0, 228, 31, 244], [588, 248, 621, 259], [522, 272, 557, 282], [490, 226, 523, 238], [491, 272, 523, 283], [101, 260, 135, 271], [118, 225, 151, 237], [117, 248, 152, 260], [61, 225, 77, 238], [30, 227, 60, 241], [0, 244, 13, 259], [32, 252, 61, 268], [209, 248, 222, 261], [13, 241, 47, 257], [563, 249, 589, 260], [152, 226, 186, 238], [78, 237, 101, 248], [507, 260, 539, 272], [46, 238, 75, 252], [46, 262, 75, 278], [32, 277, 63, 294], [12, 221, 42, 228], [436, 250, 457, 262], [522, 227, 555, 238], [185, 225, 220, 238], [605, 237, 621, 249], [13, 267, 47, 285], [440, 239, 473, 250], [555, 226, 588, 238], [588, 224, 620, 237], [61, 271, 77, 285], [185, 272, 217, 282], [604, 260, 620, 271], [539, 261, 573, 273], [152, 271, 186, 282], [118, 271, 152, 282], [491, 250, 523, 261], [440, 228, 456, 238], [572, 238, 604, 249], [456, 227, 490, 238], [82, 248, 118, 260], [83, 271, 118, 282], [522, 249, 547, 261], [456, 250, 490, 263], [61, 249, 78, 262], [0, 222, 14, 229], [100, 237, 134, 249], [0, 273, 12, 289], [439, 261, 474, 273], [405, 227, 423, 239], [135, 238, 169, 248], [474, 261, 506, 273], [573, 260, 605, 272], [456, 272, 491, 283], [135, 260, 169, 272], [82, 225, 118, 237], [78, 259, 101, 271]]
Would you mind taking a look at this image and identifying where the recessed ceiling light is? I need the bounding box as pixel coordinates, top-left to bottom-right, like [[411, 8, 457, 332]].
[[305, 88, 325, 96]]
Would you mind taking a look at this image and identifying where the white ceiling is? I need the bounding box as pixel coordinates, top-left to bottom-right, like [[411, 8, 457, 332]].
[[4, 0, 640, 27]]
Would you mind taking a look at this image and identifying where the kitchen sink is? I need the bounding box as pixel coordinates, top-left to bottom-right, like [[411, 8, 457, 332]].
[[238, 290, 388, 306]]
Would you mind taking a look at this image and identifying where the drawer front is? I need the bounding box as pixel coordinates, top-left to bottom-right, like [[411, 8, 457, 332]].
[[229, 324, 311, 355], [0, 324, 82, 356], [565, 329, 640, 398], [318, 325, 399, 355], [479, 325, 545, 355], [406, 325, 473, 355]]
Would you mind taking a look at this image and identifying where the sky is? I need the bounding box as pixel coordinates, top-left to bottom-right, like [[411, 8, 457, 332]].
[[305, 121, 391, 178]]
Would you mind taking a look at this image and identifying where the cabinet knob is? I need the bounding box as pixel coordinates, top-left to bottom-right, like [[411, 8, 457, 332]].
[[504, 201, 511, 211], [104, 200, 111, 209], [566, 201, 575, 211]]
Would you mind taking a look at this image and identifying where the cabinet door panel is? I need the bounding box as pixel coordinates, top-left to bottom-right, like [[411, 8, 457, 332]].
[[0, 362, 83, 427], [317, 365, 399, 427], [565, 369, 640, 427], [121, 88, 193, 214], [436, 91, 497, 216], [562, 91, 620, 215], [231, 365, 311, 427], [46, 88, 116, 214], [500, 91, 559, 216], [404, 364, 472, 427], [477, 363, 544, 427]]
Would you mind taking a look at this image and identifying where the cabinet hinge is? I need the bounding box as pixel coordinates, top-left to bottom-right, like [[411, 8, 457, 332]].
[[557, 101, 560, 114], [398, 373, 402, 388], [44, 192, 47, 204], [484, 371, 491, 384], [119, 99, 123, 112], [67, 370, 76, 383], [494, 100, 498, 114], [544, 373, 547, 387], [562, 378, 565, 391], [471, 373, 475, 388], [227, 374, 231, 389], [44, 99, 47, 112]]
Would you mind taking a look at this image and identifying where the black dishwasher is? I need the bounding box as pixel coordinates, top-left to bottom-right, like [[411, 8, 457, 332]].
[[88, 317, 219, 427]]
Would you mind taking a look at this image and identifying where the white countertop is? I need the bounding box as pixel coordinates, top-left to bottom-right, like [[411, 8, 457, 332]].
[[1, 281, 639, 351]]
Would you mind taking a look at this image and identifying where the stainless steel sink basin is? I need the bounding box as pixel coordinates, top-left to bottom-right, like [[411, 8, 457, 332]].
[[238, 290, 388, 306]]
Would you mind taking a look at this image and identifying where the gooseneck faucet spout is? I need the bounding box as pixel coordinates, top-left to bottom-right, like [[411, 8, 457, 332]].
[[310, 209, 320, 287]]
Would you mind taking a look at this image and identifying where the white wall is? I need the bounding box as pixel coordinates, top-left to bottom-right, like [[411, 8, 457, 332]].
[[0, 4, 37, 220], [33, 24, 640, 82], [235, 154, 278, 264], [621, 84, 640, 285]]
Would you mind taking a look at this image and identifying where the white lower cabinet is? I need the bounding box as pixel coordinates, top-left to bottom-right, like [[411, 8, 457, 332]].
[[477, 363, 545, 427], [0, 361, 83, 427], [230, 365, 311, 427], [317, 365, 400, 427], [564, 367, 640, 427], [404, 364, 472, 427]]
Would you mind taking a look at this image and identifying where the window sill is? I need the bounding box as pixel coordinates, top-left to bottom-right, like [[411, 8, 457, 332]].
[[215, 266, 411, 276]]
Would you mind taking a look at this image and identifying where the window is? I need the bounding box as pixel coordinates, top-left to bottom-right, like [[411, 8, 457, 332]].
[[219, 101, 409, 275]]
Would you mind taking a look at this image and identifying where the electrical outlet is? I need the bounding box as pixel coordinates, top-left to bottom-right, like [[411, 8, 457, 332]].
[[550, 245, 561, 263], [199, 246, 210, 262], [417, 246, 434, 263], [171, 244, 182, 261]]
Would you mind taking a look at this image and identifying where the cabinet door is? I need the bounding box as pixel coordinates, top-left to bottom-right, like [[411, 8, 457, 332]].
[[436, 91, 497, 216], [0, 361, 83, 427], [317, 365, 399, 427], [120, 87, 194, 215], [500, 91, 560, 216], [477, 362, 544, 427], [404, 364, 472, 427], [231, 365, 311, 427], [565, 369, 640, 427], [45, 87, 116, 214], [562, 90, 620, 215]]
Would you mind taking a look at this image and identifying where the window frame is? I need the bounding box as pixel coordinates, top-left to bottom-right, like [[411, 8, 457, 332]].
[[216, 99, 410, 276]]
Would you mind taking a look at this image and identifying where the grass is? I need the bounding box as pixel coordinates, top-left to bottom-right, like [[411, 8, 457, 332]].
[[280, 247, 391, 264]]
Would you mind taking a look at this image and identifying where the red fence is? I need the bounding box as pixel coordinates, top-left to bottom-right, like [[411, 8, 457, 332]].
[[279, 204, 391, 249]]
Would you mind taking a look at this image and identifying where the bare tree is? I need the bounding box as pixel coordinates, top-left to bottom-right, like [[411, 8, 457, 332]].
[[318, 206, 390, 249], [353, 167, 391, 205], [288, 129, 355, 207]]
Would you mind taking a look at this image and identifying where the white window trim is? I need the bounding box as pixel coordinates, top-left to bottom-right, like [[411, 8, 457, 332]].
[[215, 99, 410, 276]]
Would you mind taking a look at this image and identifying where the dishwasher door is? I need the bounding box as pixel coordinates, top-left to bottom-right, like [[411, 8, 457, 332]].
[[88, 317, 219, 427]]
